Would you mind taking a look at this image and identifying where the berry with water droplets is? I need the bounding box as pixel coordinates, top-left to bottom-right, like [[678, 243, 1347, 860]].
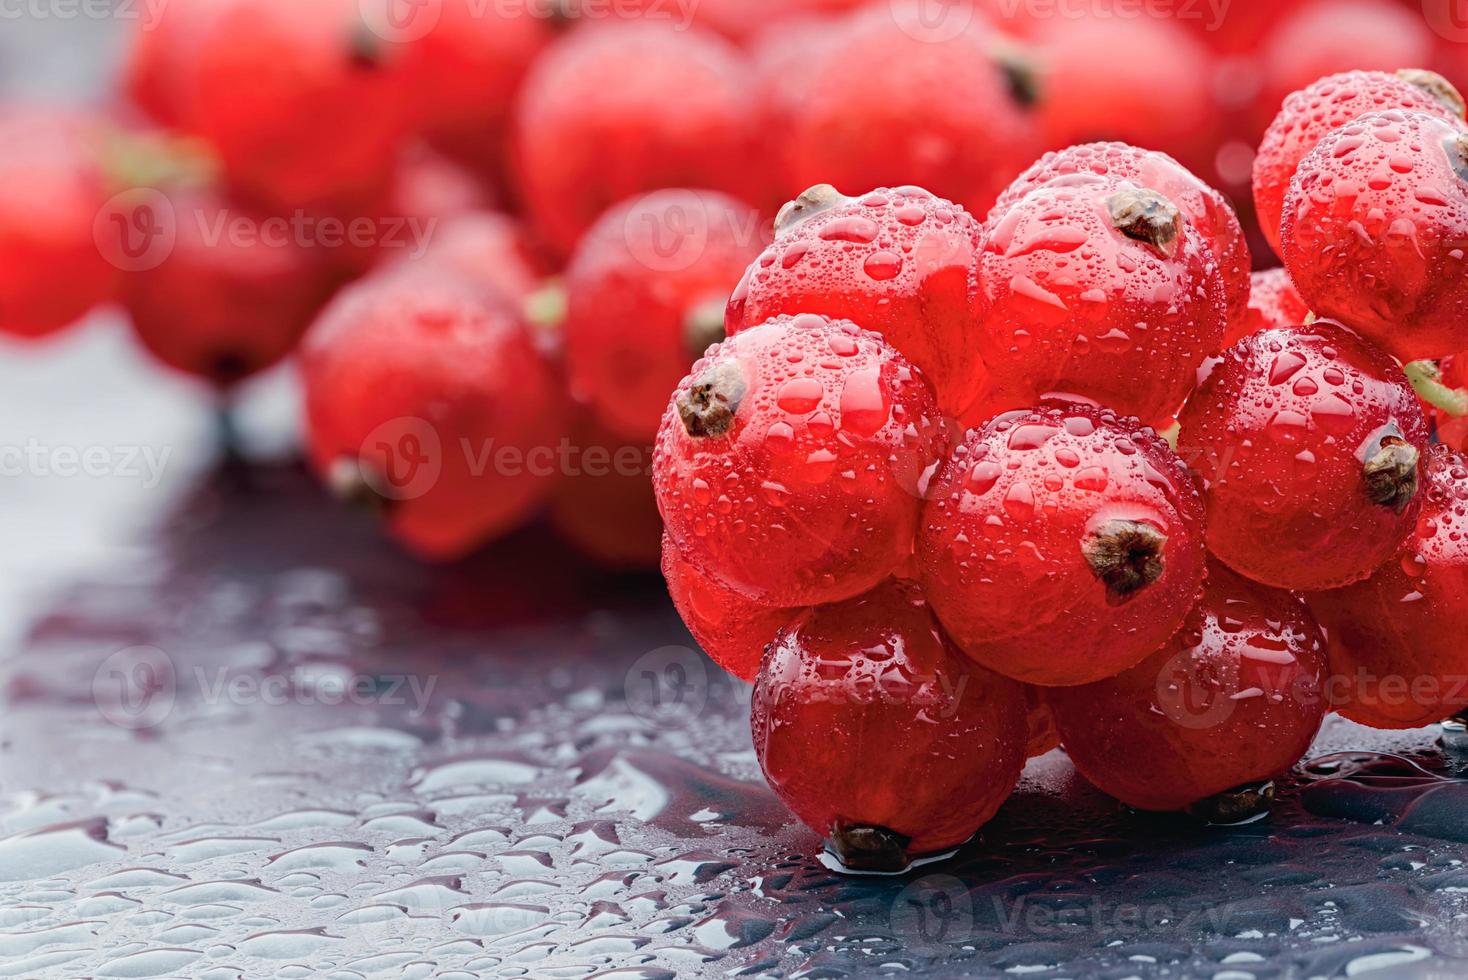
[[1254, 70, 1464, 257], [566, 190, 763, 442], [1308, 446, 1468, 730], [727, 185, 986, 417], [1048, 562, 1328, 816], [769, 2, 1039, 218], [121, 187, 335, 386], [992, 142, 1250, 330], [974, 175, 1227, 426], [1226, 268, 1312, 348], [1178, 321, 1430, 591], [751, 579, 1027, 872], [0, 109, 117, 339], [1281, 109, 1468, 362], [662, 535, 798, 682], [513, 21, 759, 256], [653, 314, 947, 607], [301, 270, 565, 560], [917, 405, 1207, 687]]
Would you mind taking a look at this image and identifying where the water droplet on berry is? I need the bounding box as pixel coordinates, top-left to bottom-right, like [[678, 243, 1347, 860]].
[[776, 378, 824, 415], [863, 251, 903, 281], [839, 368, 890, 437], [818, 216, 879, 243]]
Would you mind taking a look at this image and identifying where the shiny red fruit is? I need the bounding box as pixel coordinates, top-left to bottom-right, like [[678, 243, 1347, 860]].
[[751, 579, 1027, 871], [992, 142, 1251, 331], [1049, 562, 1329, 815], [513, 21, 758, 257], [1178, 322, 1430, 591], [1281, 109, 1468, 362], [661, 535, 798, 682], [975, 175, 1227, 426], [0, 109, 117, 339], [727, 185, 986, 417], [121, 188, 335, 386], [653, 314, 947, 607], [161, 0, 414, 213], [1254, 69, 1464, 257], [1309, 446, 1468, 730], [301, 270, 564, 561], [1226, 268, 1312, 348], [566, 190, 763, 442], [1032, 14, 1217, 177], [548, 415, 663, 571], [770, 2, 1040, 219], [917, 405, 1207, 688]]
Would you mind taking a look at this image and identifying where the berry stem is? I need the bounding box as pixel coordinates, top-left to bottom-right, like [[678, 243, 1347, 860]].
[[524, 280, 568, 333], [1397, 68, 1467, 119], [675, 361, 746, 438], [828, 822, 912, 873], [1362, 434, 1421, 513], [1406, 360, 1468, 418], [683, 296, 728, 360], [775, 185, 848, 236], [327, 457, 390, 514], [1105, 188, 1182, 258], [1083, 519, 1167, 604], [1186, 780, 1275, 825]]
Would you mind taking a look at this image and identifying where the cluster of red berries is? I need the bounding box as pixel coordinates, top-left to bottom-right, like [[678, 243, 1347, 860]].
[[654, 70, 1468, 871]]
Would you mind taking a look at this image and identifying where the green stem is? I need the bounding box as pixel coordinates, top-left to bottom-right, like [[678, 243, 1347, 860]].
[[1406, 360, 1468, 418]]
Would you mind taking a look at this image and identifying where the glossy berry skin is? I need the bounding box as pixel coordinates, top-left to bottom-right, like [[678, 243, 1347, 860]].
[[1032, 15, 1217, 177], [1281, 110, 1468, 362], [727, 186, 985, 417], [160, 0, 413, 214], [1178, 322, 1430, 592], [513, 22, 758, 257], [653, 314, 947, 607], [1308, 446, 1468, 730], [301, 270, 564, 561], [751, 580, 1027, 871], [121, 188, 335, 386], [771, 3, 1039, 219], [1049, 562, 1329, 814], [548, 414, 663, 571], [1254, 70, 1464, 257], [917, 406, 1207, 688], [975, 176, 1227, 427], [1226, 269, 1312, 348], [566, 190, 762, 442], [662, 535, 798, 682], [0, 109, 117, 339], [992, 143, 1250, 331]]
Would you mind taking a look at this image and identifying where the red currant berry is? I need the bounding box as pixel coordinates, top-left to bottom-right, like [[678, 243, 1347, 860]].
[[1177, 322, 1430, 591], [121, 188, 335, 386], [992, 142, 1251, 331], [662, 535, 798, 682], [0, 109, 116, 339], [917, 405, 1207, 687], [1308, 445, 1468, 730], [726, 185, 986, 417], [751, 579, 1027, 871], [975, 176, 1228, 426], [397, 0, 553, 181], [566, 190, 763, 443], [1258, 0, 1435, 136], [1226, 268, 1312, 348], [548, 414, 663, 571], [1282, 109, 1468, 362], [770, 3, 1039, 218], [1254, 70, 1464, 257], [1032, 15, 1218, 176], [301, 270, 565, 560], [162, 0, 415, 213], [1048, 562, 1329, 817], [513, 22, 759, 257], [653, 314, 947, 607]]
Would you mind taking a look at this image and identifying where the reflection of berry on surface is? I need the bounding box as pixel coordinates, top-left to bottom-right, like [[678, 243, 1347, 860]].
[[751, 579, 1028, 872], [1049, 562, 1328, 816], [654, 314, 948, 607], [919, 405, 1206, 688], [549, 413, 664, 571]]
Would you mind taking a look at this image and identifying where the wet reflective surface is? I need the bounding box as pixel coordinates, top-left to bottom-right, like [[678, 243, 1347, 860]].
[[0, 336, 1466, 978]]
